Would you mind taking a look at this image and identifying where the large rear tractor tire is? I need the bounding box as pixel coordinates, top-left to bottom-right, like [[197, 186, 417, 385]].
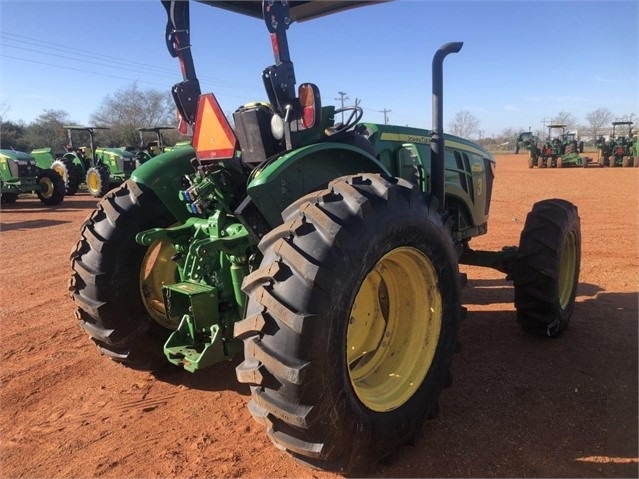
[[51, 158, 81, 196], [235, 173, 462, 475], [69, 180, 179, 370], [513, 199, 581, 337], [86, 164, 111, 197], [36, 168, 65, 206]]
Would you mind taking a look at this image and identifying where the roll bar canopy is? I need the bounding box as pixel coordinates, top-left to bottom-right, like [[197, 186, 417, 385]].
[[195, 1, 386, 22]]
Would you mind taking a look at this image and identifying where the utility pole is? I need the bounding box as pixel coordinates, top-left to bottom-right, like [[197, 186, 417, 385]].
[[379, 108, 391, 125], [540, 117, 551, 137], [335, 91, 349, 123]]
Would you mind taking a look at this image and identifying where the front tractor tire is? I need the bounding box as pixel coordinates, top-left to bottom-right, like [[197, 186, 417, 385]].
[[70, 180, 178, 370], [235, 174, 462, 475], [513, 199, 581, 337], [86, 164, 111, 197], [51, 158, 81, 196], [36, 168, 65, 206]]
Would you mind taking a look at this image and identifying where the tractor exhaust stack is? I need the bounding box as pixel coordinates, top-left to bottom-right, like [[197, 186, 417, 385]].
[[431, 41, 463, 208]]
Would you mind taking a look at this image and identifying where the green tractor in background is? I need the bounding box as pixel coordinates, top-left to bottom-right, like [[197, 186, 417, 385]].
[[514, 130, 541, 167], [537, 124, 589, 168], [63, 126, 138, 197], [134, 126, 177, 164], [30, 147, 82, 196], [556, 130, 590, 168], [515, 130, 538, 154], [596, 121, 638, 167], [0, 149, 65, 205], [69, 1, 582, 475]]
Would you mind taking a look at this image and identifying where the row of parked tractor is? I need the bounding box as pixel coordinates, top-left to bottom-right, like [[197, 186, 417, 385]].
[[0, 126, 189, 206], [515, 121, 639, 169]]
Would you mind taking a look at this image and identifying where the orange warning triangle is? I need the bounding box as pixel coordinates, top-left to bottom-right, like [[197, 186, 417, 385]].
[[193, 93, 237, 160]]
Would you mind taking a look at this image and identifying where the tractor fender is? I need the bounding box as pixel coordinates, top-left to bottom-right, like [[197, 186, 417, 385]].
[[247, 142, 389, 227], [131, 145, 196, 221], [63, 152, 88, 175], [30, 148, 56, 169]]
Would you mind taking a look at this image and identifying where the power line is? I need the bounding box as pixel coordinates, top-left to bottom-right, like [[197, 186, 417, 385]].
[[0, 42, 173, 80], [379, 108, 391, 125], [335, 91, 350, 123], [0, 31, 262, 94], [0, 53, 256, 104], [0, 53, 167, 87]]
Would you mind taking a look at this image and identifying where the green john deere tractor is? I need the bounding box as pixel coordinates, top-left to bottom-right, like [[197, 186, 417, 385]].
[[0, 149, 65, 205], [63, 126, 138, 197], [135, 126, 177, 164], [30, 147, 82, 196], [514, 130, 542, 167], [536, 124, 589, 168], [69, 1, 582, 475], [597, 121, 637, 167], [556, 130, 591, 168], [515, 130, 537, 154]]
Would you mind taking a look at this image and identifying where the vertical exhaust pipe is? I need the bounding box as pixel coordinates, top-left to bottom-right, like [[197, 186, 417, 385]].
[[431, 42, 463, 209]]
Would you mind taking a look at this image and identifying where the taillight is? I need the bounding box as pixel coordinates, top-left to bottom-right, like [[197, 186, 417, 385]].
[[298, 83, 321, 129], [302, 106, 315, 129], [299, 84, 316, 128]]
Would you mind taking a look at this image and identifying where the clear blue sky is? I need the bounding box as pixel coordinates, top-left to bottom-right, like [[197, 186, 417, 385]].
[[1, 0, 637, 138]]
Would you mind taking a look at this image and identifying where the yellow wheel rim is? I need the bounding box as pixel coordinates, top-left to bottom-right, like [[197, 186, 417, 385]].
[[347, 247, 442, 412], [139, 238, 179, 329], [87, 170, 100, 193], [52, 165, 66, 181], [558, 232, 578, 309], [39, 177, 54, 199]]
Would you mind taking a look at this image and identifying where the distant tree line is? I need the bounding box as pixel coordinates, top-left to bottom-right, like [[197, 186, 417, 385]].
[[1, 84, 636, 153], [448, 108, 637, 148], [0, 83, 188, 152]]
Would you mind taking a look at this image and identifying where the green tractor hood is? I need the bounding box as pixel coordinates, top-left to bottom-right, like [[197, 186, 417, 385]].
[[0, 149, 36, 162]]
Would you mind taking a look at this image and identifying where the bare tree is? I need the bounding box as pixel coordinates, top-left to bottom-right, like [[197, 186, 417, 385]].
[[448, 110, 481, 139], [89, 82, 176, 147], [0, 99, 10, 123], [500, 127, 519, 142], [585, 108, 613, 140], [551, 111, 578, 130], [610, 113, 637, 137]]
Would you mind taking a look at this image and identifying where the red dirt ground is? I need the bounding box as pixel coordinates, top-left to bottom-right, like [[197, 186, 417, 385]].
[[1, 154, 637, 478]]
